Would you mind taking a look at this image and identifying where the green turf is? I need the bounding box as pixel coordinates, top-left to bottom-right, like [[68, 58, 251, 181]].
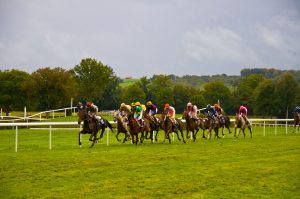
[[0, 126, 299, 199], [119, 78, 139, 88]]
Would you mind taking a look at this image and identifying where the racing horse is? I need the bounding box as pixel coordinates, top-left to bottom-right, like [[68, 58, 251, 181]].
[[293, 112, 300, 133], [127, 113, 151, 145], [218, 115, 232, 137], [160, 112, 186, 144], [113, 110, 131, 143], [143, 112, 160, 142], [182, 110, 199, 141], [206, 112, 221, 139], [234, 114, 252, 138], [77, 107, 114, 147]]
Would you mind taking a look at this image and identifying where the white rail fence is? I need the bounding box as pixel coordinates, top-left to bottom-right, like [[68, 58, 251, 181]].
[[0, 118, 297, 152], [0, 107, 77, 122]]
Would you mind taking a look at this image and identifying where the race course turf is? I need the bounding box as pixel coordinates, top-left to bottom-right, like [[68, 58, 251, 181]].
[[0, 126, 299, 198]]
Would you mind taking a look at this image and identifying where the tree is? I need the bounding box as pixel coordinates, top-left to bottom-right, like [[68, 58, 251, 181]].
[[273, 73, 300, 117], [72, 58, 117, 104], [0, 70, 36, 113], [253, 79, 275, 116], [148, 75, 174, 111], [120, 83, 146, 104], [203, 80, 233, 113], [173, 84, 199, 112], [232, 75, 265, 114], [31, 67, 78, 110]]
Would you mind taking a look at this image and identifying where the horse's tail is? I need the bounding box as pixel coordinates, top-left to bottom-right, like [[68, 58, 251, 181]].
[[107, 120, 114, 133]]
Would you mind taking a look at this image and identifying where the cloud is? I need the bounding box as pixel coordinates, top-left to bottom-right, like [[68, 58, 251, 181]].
[[183, 27, 259, 67]]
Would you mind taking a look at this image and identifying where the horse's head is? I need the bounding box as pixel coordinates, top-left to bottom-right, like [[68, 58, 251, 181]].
[[182, 111, 188, 119], [113, 110, 120, 122], [77, 107, 88, 124]]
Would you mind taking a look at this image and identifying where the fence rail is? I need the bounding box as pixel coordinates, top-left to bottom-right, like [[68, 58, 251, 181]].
[[0, 118, 297, 152]]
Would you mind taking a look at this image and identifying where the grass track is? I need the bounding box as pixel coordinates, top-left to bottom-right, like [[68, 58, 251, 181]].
[[0, 127, 299, 198]]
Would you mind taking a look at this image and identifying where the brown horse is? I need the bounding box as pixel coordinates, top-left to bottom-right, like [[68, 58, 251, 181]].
[[77, 107, 114, 147], [143, 112, 160, 142], [206, 112, 221, 139], [113, 110, 131, 143], [160, 113, 186, 143], [127, 113, 152, 145], [218, 115, 232, 137], [182, 111, 199, 141], [234, 114, 252, 138], [293, 112, 300, 133]]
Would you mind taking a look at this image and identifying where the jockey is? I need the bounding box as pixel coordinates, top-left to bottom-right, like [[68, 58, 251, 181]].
[[239, 105, 249, 124], [205, 104, 216, 118], [146, 101, 159, 125], [214, 104, 223, 116], [164, 103, 177, 126], [119, 103, 131, 117], [186, 102, 199, 122], [146, 101, 158, 116], [86, 102, 104, 125], [294, 106, 300, 114], [132, 102, 144, 127]]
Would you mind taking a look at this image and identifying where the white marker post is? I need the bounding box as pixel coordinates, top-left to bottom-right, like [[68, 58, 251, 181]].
[[49, 125, 52, 150], [15, 126, 18, 152]]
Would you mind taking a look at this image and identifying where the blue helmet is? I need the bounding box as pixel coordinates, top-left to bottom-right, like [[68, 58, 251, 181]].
[[207, 104, 211, 108]]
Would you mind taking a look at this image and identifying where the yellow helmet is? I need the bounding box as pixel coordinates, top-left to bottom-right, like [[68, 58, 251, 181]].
[[120, 103, 126, 108], [131, 102, 136, 107], [146, 101, 152, 106], [135, 102, 141, 106]]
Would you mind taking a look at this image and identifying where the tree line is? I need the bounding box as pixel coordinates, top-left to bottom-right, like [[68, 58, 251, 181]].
[[0, 58, 299, 118]]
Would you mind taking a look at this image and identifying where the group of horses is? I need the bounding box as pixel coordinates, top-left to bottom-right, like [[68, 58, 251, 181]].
[[77, 106, 269, 147]]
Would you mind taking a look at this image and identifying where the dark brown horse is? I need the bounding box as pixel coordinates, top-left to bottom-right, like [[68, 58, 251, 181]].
[[293, 112, 300, 133], [160, 113, 186, 143], [206, 112, 221, 139], [113, 110, 131, 143], [182, 111, 199, 141], [234, 114, 252, 138], [218, 115, 232, 137], [77, 107, 114, 147], [127, 113, 151, 145], [143, 112, 160, 142]]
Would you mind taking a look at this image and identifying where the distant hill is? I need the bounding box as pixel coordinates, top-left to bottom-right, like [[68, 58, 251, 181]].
[[119, 78, 139, 88], [241, 68, 300, 83]]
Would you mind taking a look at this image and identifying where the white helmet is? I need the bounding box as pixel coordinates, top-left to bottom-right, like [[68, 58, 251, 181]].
[[187, 102, 192, 107]]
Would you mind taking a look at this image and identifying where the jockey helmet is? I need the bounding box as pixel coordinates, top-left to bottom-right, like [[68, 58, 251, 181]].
[[135, 102, 141, 106], [207, 104, 211, 108], [146, 101, 152, 106], [86, 102, 92, 107], [187, 102, 192, 107], [120, 103, 125, 108], [131, 102, 136, 107], [165, 103, 170, 109]]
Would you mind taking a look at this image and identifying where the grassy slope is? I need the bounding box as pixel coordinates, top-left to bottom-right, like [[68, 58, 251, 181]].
[[119, 78, 139, 88], [0, 126, 299, 199]]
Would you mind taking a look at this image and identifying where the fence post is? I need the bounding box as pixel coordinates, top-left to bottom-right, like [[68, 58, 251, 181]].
[[64, 109, 67, 117], [0, 108, 2, 119], [275, 121, 277, 136], [106, 128, 109, 146], [263, 121, 266, 136], [49, 125, 52, 150], [286, 120, 288, 135], [15, 126, 18, 152], [52, 111, 54, 119]]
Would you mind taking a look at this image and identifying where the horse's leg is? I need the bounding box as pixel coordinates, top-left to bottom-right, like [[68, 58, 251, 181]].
[[135, 134, 138, 145], [202, 129, 206, 138], [168, 130, 172, 143], [116, 131, 121, 142], [78, 132, 82, 147], [248, 127, 252, 138], [90, 132, 97, 148], [99, 128, 105, 139], [89, 134, 93, 141], [155, 129, 159, 142], [243, 129, 246, 139], [237, 128, 241, 138], [175, 129, 181, 141], [222, 126, 225, 138]]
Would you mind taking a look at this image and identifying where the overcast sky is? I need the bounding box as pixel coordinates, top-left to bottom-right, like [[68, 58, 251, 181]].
[[0, 0, 299, 77]]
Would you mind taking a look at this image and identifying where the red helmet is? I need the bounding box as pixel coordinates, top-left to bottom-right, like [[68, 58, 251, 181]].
[[165, 103, 170, 108], [86, 102, 92, 107]]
